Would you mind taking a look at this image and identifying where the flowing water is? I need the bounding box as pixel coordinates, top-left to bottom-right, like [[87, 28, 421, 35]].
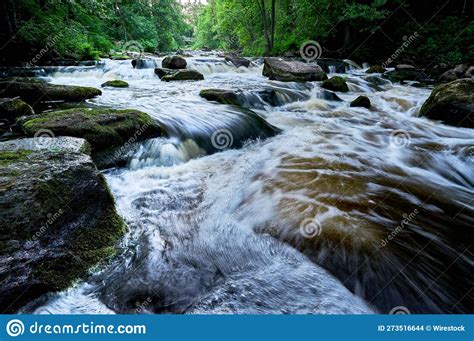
[[24, 54, 473, 314]]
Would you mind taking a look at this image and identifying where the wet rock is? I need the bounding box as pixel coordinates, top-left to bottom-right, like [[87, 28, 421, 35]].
[[316, 58, 351, 73], [366, 65, 386, 74], [385, 66, 430, 83], [225, 54, 251, 68], [162, 55, 187, 70], [0, 137, 125, 312], [263, 58, 328, 82], [199, 89, 240, 105], [101, 80, 129, 88], [154, 67, 175, 79], [321, 76, 349, 92], [350, 95, 371, 109], [419, 78, 474, 128], [0, 80, 102, 105], [0, 98, 34, 122], [20, 108, 163, 151], [465, 66, 474, 78], [161, 69, 204, 82], [439, 64, 470, 82], [320, 90, 343, 101]]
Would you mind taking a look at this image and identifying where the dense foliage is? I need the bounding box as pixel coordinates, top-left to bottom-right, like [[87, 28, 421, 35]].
[[0, 0, 190, 65], [194, 0, 474, 65]]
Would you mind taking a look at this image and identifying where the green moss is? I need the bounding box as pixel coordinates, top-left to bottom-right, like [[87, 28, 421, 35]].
[[33, 208, 126, 291], [111, 54, 131, 60], [101, 80, 129, 88], [0, 150, 33, 166], [21, 108, 161, 150], [350, 95, 371, 109], [321, 76, 349, 92]]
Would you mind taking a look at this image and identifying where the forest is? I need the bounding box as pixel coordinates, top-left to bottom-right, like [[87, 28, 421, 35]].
[[1, 0, 473, 66]]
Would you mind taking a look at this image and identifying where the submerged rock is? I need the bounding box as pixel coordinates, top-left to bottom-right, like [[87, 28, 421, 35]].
[[162, 55, 187, 70], [225, 54, 251, 68], [199, 89, 240, 105], [101, 80, 129, 88], [366, 65, 386, 74], [263, 58, 328, 82], [419, 78, 474, 128], [0, 80, 101, 105], [350, 95, 371, 109], [321, 76, 349, 92], [0, 137, 126, 312], [20, 108, 162, 151], [161, 69, 204, 82], [0, 97, 34, 122]]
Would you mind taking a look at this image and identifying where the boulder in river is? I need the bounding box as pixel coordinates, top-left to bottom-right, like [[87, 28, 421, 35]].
[[0, 97, 34, 122], [225, 54, 251, 68], [20, 108, 163, 151], [162, 55, 187, 69], [161, 69, 204, 82], [419, 78, 474, 128], [366, 65, 386, 74], [154, 67, 175, 79], [0, 137, 126, 312], [385, 65, 431, 83], [321, 76, 349, 92], [262, 58, 328, 82], [350, 95, 371, 109], [315, 58, 352, 73], [199, 89, 240, 105], [101, 80, 129, 88], [439, 64, 470, 83], [0, 80, 102, 105]]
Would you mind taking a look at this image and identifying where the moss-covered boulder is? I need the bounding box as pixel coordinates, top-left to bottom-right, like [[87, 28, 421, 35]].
[[101, 80, 129, 88], [366, 65, 386, 73], [20, 108, 162, 151], [0, 97, 34, 122], [162, 69, 204, 82], [199, 89, 240, 105], [263, 58, 328, 82], [0, 80, 101, 105], [0, 137, 126, 312], [350, 95, 371, 109], [321, 76, 349, 92], [162, 55, 187, 69], [385, 65, 431, 83], [419, 78, 474, 128]]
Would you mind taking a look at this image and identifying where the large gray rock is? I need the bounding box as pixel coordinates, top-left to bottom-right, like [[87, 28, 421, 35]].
[[20, 108, 163, 151], [0, 80, 101, 105], [225, 54, 251, 68], [0, 137, 126, 312], [161, 69, 204, 82], [199, 89, 240, 105], [162, 55, 187, 70], [419, 78, 474, 128], [262, 59, 328, 82]]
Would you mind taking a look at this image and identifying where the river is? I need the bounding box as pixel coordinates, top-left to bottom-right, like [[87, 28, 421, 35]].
[[23, 54, 473, 314]]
